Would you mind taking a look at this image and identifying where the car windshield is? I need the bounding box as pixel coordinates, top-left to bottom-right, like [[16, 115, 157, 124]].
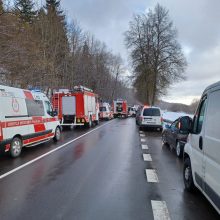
[[143, 108, 160, 116], [100, 107, 107, 112]]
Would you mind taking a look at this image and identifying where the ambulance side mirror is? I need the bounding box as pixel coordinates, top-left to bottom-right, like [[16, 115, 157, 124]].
[[52, 110, 58, 117], [47, 110, 57, 117]]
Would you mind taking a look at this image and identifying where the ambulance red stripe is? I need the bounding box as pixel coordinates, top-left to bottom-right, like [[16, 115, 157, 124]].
[[1, 118, 58, 129], [34, 124, 46, 132], [23, 133, 54, 146], [23, 90, 34, 100]]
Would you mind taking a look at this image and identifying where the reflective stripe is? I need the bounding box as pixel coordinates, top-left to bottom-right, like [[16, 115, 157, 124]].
[[1, 118, 58, 128], [23, 133, 54, 146]]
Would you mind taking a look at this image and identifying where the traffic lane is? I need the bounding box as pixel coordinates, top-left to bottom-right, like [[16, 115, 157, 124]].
[[0, 121, 108, 176], [0, 118, 153, 220], [143, 130, 219, 219]]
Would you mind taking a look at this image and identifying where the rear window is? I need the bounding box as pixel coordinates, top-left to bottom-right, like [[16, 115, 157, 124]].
[[100, 107, 107, 112], [143, 108, 160, 116], [116, 103, 122, 112]]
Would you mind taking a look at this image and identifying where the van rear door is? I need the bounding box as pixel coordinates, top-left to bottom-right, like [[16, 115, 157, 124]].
[[203, 90, 220, 210], [142, 108, 161, 125]]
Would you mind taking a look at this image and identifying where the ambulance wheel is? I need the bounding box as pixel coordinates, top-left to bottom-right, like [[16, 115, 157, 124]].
[[53, 127, 61, 142], [10, 137, 22, 158]]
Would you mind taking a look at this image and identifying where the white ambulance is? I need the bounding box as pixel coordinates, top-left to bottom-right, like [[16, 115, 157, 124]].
[[0, 85, 61, 158]]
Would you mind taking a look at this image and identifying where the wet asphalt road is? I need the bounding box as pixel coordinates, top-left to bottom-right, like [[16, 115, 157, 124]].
[[0, 118, 219, 220]]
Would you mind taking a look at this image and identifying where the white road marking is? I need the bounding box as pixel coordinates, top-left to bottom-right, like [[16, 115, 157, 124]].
[[140, 134, 146, 137], [142, 144, 149, 150], [141, 138, 146, 142], [145, 169, 159, 182], [143, 154, 152, 161], [151, 200, 171, 220], [0, 121, 114, 180]]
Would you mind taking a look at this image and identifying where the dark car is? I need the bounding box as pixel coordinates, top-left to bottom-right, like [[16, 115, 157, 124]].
[[162, 116, 191, 158]]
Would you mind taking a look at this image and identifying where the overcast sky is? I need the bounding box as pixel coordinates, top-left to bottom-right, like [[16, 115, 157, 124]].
[[58, 0, 220, 104]]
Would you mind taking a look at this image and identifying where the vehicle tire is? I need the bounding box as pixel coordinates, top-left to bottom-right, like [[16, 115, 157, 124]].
[[88, 116, 92, 128], [176, 141, 183, 158], [183, 157, 195, 192], [69, 124, 75, 130], [10, 137, 22, 158], [95, 119, 99, 126], [53, 127, 61, 142], [162, 133, 167, 145]]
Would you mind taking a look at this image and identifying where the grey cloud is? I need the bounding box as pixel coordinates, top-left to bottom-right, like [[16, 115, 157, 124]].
[[58, 0, 220, 104], [151, 0, 220, 53]]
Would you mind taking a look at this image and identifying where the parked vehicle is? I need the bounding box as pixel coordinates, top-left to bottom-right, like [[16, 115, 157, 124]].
[[136, 106, 163, 131], [0, 85, 61, 158], [162, 117, 190, 157], [128, 106, 136, 117], [113, 99, 128, 118], [52, 86, 99, 128], [133, 105, 140, 111], [180, 81, 220, 215], [99, 102, 113, 120]]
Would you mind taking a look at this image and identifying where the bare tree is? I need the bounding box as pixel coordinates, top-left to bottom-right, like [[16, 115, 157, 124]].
[[125, 4, 187, 105]]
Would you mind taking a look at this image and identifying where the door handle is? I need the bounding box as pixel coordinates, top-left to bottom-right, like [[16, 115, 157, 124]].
[[199, 136, 203, 150]]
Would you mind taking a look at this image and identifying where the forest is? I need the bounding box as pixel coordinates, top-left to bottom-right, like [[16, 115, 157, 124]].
[[0, 0, 136, 103]]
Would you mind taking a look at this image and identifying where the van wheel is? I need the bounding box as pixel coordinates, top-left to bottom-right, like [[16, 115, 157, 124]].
[[10, 137, 22, 158], [183, 158, 195, 192], [53, 127, 61, 142], [176, 141, 183, 158]]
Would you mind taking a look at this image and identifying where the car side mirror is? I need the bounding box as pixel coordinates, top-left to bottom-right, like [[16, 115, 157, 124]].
[[179, 116, 192, 134]]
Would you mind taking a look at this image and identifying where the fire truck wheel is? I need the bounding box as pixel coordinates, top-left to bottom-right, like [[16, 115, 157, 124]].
[[10, 137, 22, 158], [86, 116, 93, 128], [69, 125, 75, 130], [88, 116, 93, 128], [95, 120, 99, 125], [53, 127, 61, 142]]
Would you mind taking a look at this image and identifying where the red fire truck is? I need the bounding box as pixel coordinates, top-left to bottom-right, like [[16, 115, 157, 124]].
[[113, 99, 128, 118], [52, 86, 99, 128]]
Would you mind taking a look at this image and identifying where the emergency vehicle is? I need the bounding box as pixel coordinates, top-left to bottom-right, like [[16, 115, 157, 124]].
[[128, 106, 136, 117], [113, 99, 128, 118], [0, 85, 61, 158], [99, 102, 113, 120], [52, 86, 99, 128]]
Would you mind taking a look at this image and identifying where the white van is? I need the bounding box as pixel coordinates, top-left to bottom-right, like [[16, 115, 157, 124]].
[[180, 81, 220, 214], [136, 106, 163, 131], [0, 85, 61, 158]]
